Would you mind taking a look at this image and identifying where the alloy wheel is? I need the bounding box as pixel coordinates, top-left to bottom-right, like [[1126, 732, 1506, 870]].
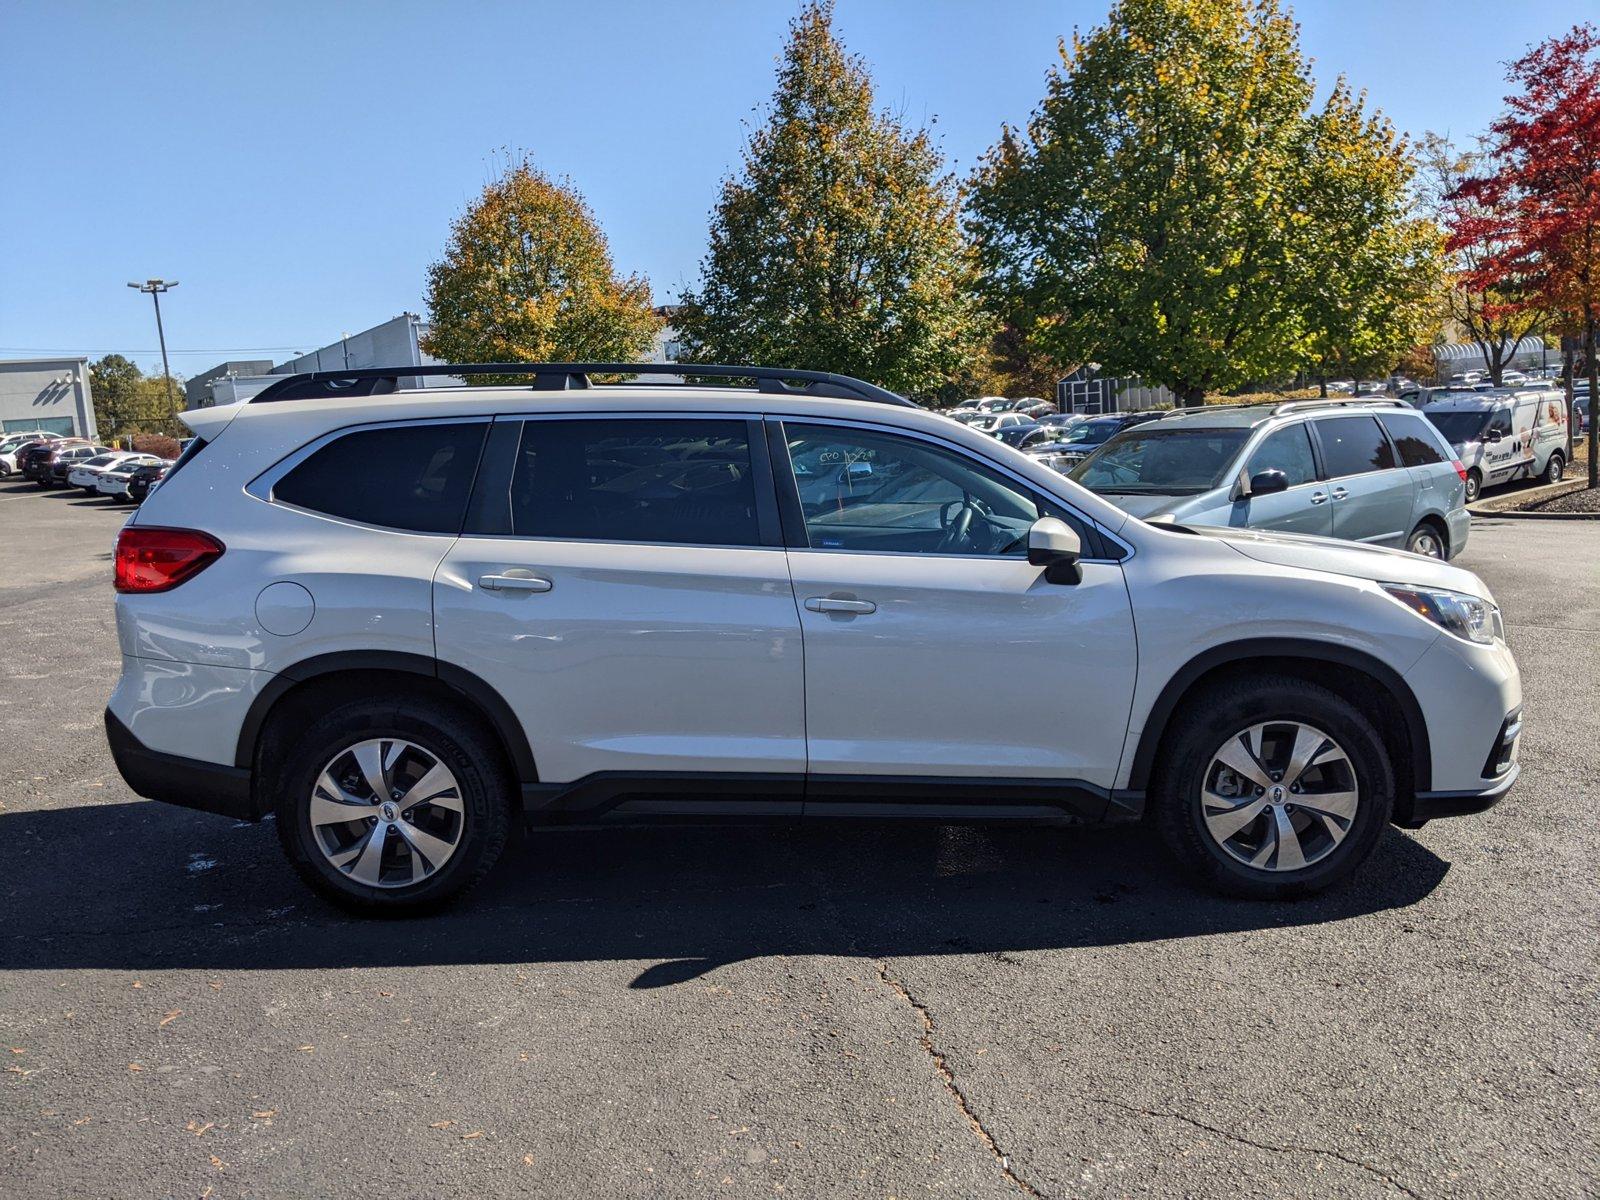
[[1199, 722, 1359, 872], [1410, 530, 1443, 558], [308, 738, 465, 888]]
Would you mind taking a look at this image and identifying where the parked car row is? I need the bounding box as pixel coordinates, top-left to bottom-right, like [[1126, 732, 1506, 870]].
[[1054, 399, 1472, 559], [1, 431, 178, 503]]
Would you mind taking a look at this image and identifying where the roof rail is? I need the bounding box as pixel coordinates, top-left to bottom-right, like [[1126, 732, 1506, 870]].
[[1270, 398, 1406, 416], [248, 362, 915, 408]]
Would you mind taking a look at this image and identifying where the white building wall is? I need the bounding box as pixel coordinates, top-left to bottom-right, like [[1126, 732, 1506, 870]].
[[273, 313, 461, 389], [0, 358, 96, 439]]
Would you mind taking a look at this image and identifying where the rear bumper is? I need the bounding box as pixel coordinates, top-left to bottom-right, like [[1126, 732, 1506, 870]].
[[1445, 507, 1471, 558], [104, 709, 258, 821]]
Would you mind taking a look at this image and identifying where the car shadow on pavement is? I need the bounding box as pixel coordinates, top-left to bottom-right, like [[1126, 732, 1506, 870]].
[[0, 801, 1448, 986]]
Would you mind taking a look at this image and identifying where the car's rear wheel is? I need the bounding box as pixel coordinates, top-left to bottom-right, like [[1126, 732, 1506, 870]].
[[1464, 468, 1482, 503], [1406, 523, 1445, 558], [1152, 676, 1394, 898], [1543, 453, 1564, 484], [275, 698, 513, 915]]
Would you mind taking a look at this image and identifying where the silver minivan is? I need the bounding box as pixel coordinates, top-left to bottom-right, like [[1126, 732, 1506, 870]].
[[1067, 400, 1470, 559]]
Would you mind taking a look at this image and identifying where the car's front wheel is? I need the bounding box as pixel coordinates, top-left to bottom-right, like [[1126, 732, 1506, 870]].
[[275, 698, 513, 915], [1152, 676, 1394, 898]]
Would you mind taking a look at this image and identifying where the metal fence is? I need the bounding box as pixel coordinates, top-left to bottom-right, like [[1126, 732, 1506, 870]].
[[1055, 375, 1177, 414]]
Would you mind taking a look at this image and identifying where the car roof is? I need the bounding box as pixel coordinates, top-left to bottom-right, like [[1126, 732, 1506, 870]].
[[182, 381, 1142, 534]]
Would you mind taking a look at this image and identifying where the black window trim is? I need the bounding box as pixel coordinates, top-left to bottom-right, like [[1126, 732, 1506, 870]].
[[457, 410, 782, 551], [766, 415, 1131, 563], [247, 415, 495, 537]]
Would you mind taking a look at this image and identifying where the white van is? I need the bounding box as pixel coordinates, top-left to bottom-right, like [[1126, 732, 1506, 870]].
[[1422, 390, 1570, 502]]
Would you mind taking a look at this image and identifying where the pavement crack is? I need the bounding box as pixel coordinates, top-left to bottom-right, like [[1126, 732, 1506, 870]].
[[1085, 1096, 1421, 1198], [874, 958, 1044, 1198]]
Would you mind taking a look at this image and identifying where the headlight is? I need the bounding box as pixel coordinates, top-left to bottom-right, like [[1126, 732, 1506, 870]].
[[1381, 583, 1500, 644]]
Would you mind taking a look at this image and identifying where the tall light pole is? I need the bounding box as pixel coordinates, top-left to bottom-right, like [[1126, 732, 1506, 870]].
[[128, 279, 179, 415]]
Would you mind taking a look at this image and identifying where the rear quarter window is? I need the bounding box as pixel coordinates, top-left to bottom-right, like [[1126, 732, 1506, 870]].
[[273, 422, 489, 534], [1379, 414, 1449, 467]]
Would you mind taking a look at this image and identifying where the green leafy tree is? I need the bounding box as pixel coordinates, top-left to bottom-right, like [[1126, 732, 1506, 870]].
[[423, 156, 661, 376], [970, 0, 1346, 406], [90, 354, 186, 439], [90, 354, 142, 438], [675, 1, 990, 401], [1297, 82, 1445, 392]]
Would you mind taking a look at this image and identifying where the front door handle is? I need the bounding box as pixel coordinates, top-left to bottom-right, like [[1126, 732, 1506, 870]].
[[479, 573, 553, 593], [804, 597, 876, 615], [1309, 491, 1328, 505]]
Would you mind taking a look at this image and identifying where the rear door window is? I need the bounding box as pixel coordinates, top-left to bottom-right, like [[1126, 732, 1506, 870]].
[[1379, 414, 1449, 467], [1313, 416, 1396, 478], [507, 419, 762, 547], [273, 422, 488, 533]]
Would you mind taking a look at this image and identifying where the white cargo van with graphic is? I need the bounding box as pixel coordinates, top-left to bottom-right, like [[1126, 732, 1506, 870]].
[[1422, 391, 1569, 502]]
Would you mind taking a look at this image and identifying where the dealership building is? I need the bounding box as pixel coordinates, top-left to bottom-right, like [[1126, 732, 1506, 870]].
[[186, 314, 460, 408], [0, 357, 97, 439]]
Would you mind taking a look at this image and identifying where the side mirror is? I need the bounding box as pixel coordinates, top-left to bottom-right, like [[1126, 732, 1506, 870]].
[[1027, 517, 1082, 585], [1484, 428, 1504, 443], [1247, 469, 1289, 496]]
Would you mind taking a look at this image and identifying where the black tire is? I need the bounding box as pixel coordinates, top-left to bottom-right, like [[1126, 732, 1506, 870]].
[[1464, 468, 1482, 503], [274, 697, 513, 915], [1543, 453, 1564, 484], [1151, 675, 1395, 899], [1405, 522, 1446, 559]]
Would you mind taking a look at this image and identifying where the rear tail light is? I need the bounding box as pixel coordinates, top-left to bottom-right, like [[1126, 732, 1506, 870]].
[[114, 527, 225, 593], [1451, 460, 1468, 482]]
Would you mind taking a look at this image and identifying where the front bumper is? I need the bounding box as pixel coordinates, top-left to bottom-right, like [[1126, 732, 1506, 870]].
[[104, 709, 258, 821], [1401, 763, 1519, 826]]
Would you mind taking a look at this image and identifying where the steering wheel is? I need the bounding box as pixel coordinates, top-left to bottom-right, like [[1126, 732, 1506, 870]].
[[938, 497, 991, 552]]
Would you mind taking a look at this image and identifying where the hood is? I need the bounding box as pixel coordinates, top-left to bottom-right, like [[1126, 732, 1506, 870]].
[[1191, 525, 1494, 603], [1093, 492, 1201, 520]]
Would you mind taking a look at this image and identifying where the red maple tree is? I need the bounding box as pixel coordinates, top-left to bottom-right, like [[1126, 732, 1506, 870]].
[[1451, 24, 1600, 486]]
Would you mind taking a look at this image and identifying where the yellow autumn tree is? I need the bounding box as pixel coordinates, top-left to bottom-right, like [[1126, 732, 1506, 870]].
[[422, 158, 661, 375]]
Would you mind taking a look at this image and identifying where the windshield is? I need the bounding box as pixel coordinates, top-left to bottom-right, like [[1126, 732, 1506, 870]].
[[1062, 418, 1126, 445], [1068, 427, 1251, 494], [1425, 410, 1492, 445]]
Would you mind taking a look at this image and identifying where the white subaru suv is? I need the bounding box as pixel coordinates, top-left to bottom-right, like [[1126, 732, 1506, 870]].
[[105, 365, 1522, 913]]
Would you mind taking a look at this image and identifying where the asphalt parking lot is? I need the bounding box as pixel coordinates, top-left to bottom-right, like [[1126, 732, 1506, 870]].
[[1, 480, 1596, 1199]]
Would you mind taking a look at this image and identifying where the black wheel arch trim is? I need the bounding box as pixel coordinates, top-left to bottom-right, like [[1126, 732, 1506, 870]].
[[234, 650, 538, 784], [1126, 637, 1432, 794]]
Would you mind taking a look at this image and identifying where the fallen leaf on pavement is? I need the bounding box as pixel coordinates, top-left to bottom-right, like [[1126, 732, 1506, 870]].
[[159, 1010, 182, 1027], [9, 1048, 23, 1055], [209, 1155, 226, 1170], [251, 1110, 277, 1120], [295, 1045, 314, 1053], [461, 1130, 483, 1140], [127, 1063, 142, 1072], [186, 1121, 214, 1137], [522, 1154, 536, 1166], [429, 1121, 453, 1129]]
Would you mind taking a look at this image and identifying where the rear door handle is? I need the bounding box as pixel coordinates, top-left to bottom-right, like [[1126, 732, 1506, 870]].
[[805, 597, 876, 615], [1309, 491, 1328, 505], [1331, 487, 1349, 501], [479, 573, 553, 593]]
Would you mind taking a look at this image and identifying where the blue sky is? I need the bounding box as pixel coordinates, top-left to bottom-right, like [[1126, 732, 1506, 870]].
[[1, 0, 1589, 376]]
